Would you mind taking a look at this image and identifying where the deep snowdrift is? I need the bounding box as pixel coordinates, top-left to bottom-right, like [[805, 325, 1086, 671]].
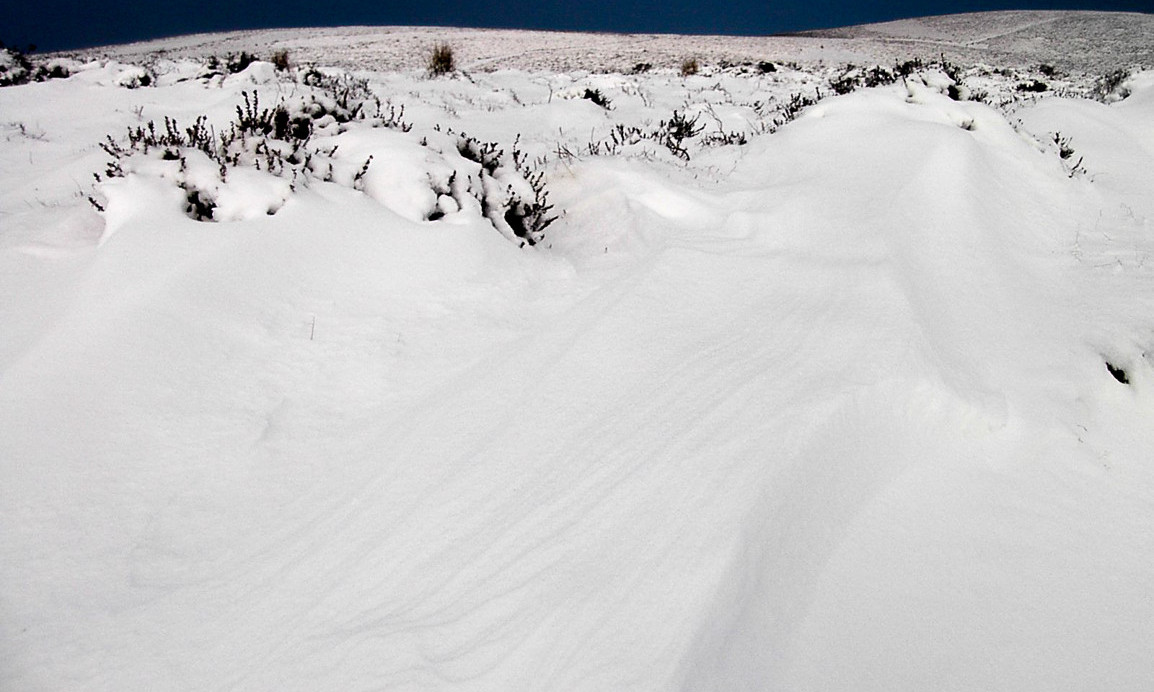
[[2, 30, 1154, 691]]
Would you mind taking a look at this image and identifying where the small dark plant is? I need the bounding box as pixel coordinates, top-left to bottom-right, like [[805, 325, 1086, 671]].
[[581, 87, 612, 109], [658, 110, 704, 160], [757, 61, 776, 74], [702, 129, 748, 147], [585, 123, 646, 156], [938, 55, 964, 84], [1052, 132, 1076, 160], [271, 50, 290, 71], [1016, 80, 1049, 93], [775, 90, 820, 128], [862, 65, 894, 88], [1049, 132, 1085, 177], [830, 64, 898, 95], [456, 133, 503, 174], [829, 68, 859, 95], [428, 43, 456, 77], [1094, 68, 1131, 102], [631, 62, 652, 74], [894, 58, 925, 77], [226, 52, 257, 74], [680, 57, 699, 77], [507, 137, 557, 243]]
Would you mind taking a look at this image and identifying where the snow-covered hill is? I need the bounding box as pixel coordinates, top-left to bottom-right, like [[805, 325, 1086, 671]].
[[51, 10, 1154, 74], [3, 14, 1154, 691]]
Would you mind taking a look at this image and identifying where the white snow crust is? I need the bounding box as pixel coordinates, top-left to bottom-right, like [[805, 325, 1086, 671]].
[[3, 13, 1154, 691]]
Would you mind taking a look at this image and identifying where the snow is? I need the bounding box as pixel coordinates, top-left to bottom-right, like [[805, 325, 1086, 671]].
[[3, 13, 1154, 691], [50, 11, 1154, 75]]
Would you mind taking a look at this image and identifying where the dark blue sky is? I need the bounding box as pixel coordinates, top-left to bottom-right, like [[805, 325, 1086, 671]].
[[6, 0, 1153, 52]]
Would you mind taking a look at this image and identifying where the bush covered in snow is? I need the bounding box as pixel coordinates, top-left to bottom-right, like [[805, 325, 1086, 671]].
[[91, 89, 393, 221], [419, 128, 556, 244], [89, 69, 558, 244], [827, 57, 978, 102], [72, 42, 1142, 245], [1094, 68, 1132, 102], [0, 42, 71, 86], [0, 43, 33, 86]]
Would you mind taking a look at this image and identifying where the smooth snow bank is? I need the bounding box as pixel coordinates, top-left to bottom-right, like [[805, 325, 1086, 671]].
[[2, 58, 1154, 691], [669, 84, 1154, 692]]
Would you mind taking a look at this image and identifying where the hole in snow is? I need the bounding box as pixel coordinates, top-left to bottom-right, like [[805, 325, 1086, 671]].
[[1106, 361, 1129, 385]]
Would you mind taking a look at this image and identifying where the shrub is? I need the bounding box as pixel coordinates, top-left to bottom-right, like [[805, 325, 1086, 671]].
[[1094, 68, 1131, 102], [829, 68, 859, 95], [45, 62, 69, 79], [583, 108, 749, 161], [581, 87, 611, 109], [89, 87, 407, 221], [1051, 132, 1076, 160], [271, 49, 290, 71], [893, 58, 925, 77], [506, 138, 557, 244], [0, 42, 71, 87], [428, 43, 455, 77], [226, 52, 257, 74], [118, 67, 153, 89], [937, 55, 964, 84], [1016, 79, 1048, 93], [0, 42, 33, 86], [829, 64, 898, 95], [631, 62, 652, 74], [657, 110, 704, 159], [757, 61, 776, 74], [94, 96, 326, 220], [1049, 132, 1085, 177], [680, 57, 699, 77], [861, 65, 894, 88], [775, 91, 820, 128], [702, 129, 747, 147], [431, 128, 557, 244], [583, 123, 646, 157]]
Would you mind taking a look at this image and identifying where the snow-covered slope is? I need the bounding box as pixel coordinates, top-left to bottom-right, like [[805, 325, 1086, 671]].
[[3, 17, 1154, 691], [53, 11, 1154, 74], [803, 10, 1154, 73]]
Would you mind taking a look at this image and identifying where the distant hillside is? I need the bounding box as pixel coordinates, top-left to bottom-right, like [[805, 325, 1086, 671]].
[[800, 10, 1154, 73], [55, 11, 1152, 74]]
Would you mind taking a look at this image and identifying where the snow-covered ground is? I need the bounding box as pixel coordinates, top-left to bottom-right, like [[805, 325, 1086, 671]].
[[3, 13, 1154, 690], [52, 10, 1154, 74]]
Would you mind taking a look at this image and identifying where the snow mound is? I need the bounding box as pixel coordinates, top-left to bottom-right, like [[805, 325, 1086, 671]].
[[3, 35, 1154, 691]]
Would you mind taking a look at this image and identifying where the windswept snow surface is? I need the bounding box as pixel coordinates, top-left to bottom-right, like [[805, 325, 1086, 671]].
[[3, 23, 1154, 691], [54, 11, 1154, 74]]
